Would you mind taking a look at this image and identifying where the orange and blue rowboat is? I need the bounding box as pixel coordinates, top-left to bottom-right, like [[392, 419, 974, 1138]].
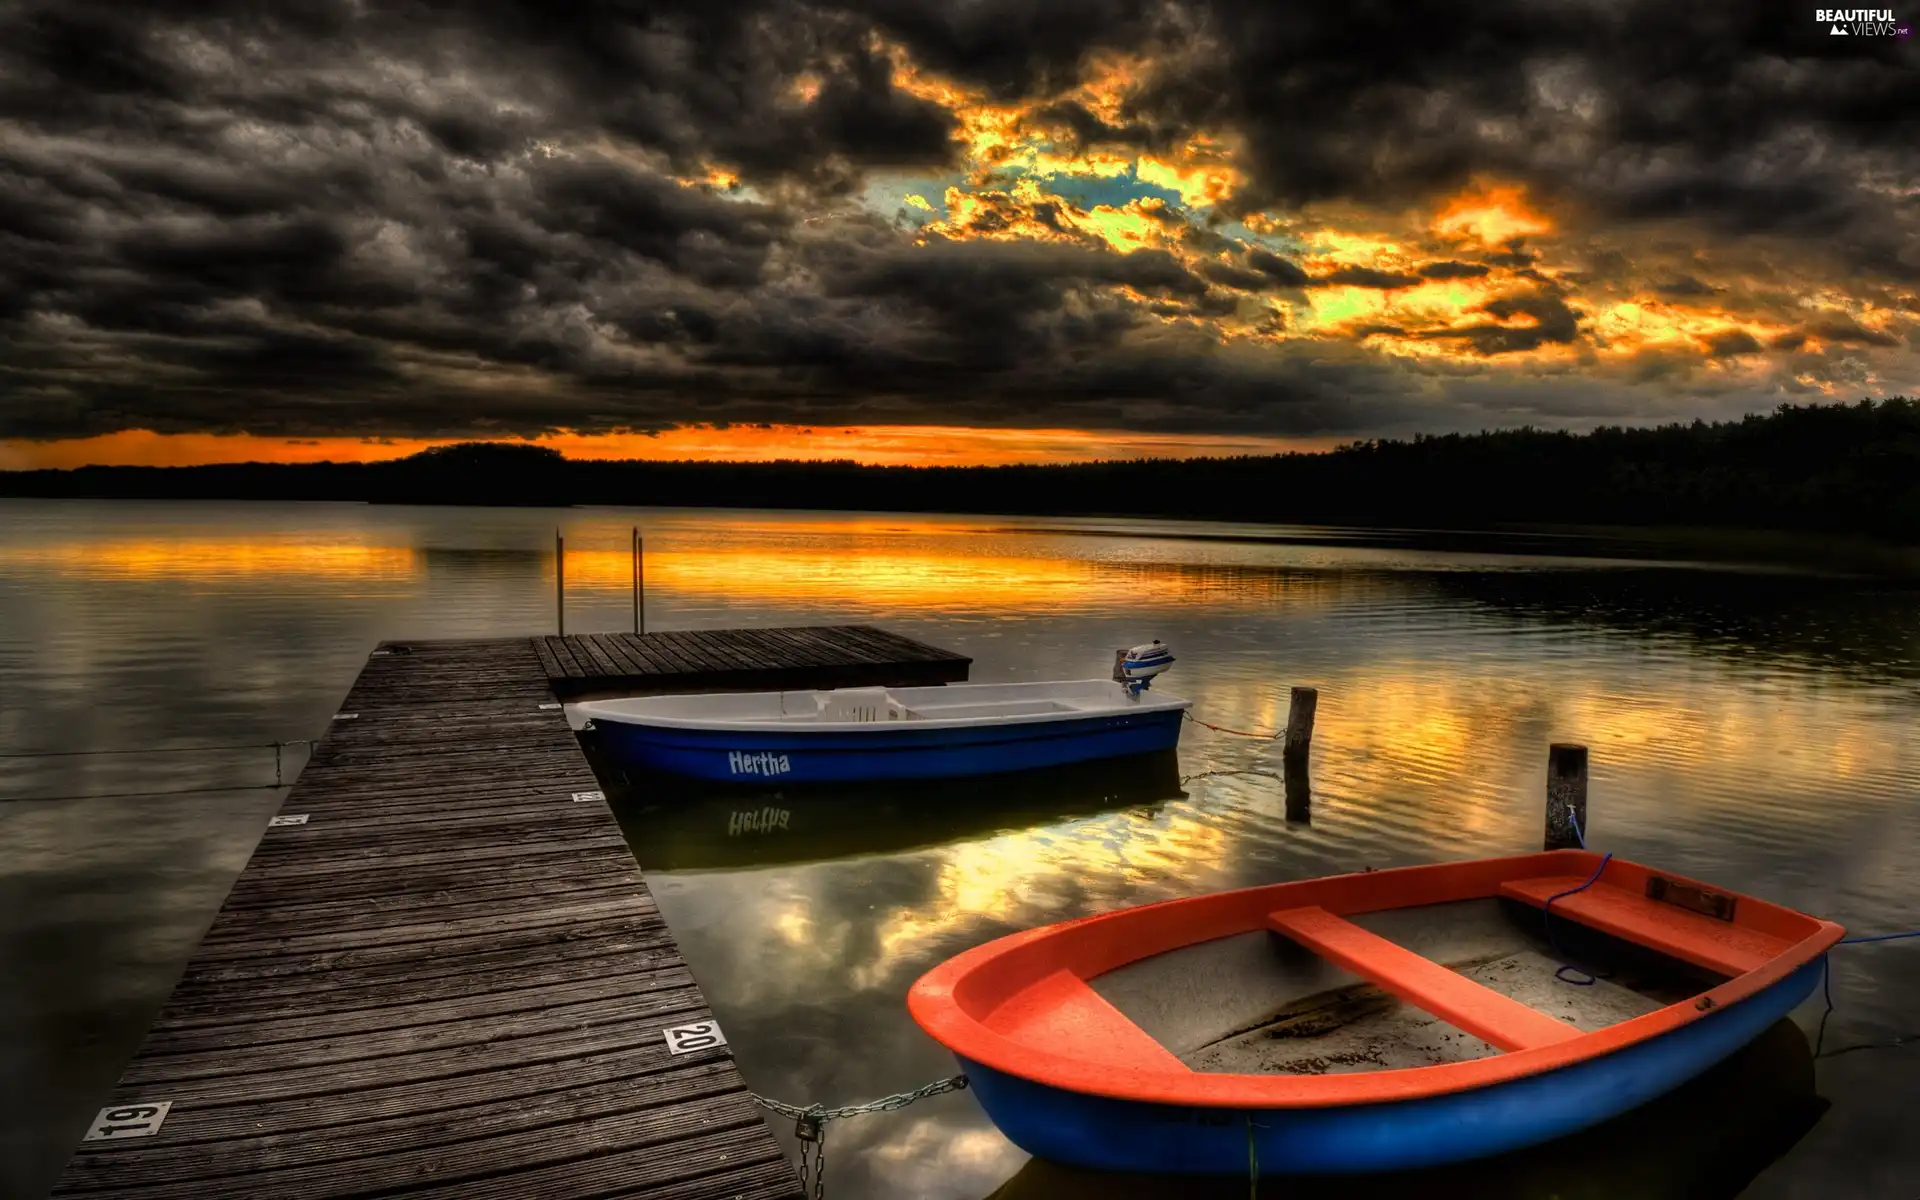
[[908, 851, 1842, 1175]]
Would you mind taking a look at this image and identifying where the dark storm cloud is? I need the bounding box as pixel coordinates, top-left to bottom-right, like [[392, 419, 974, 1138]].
[[1319, 266, 1421, 290], [1246, 249, 1311, 288], [1026, 99, 1162, 152], [530, 158, 788, 287], [1418, 261, 1491, 281], [861, 0, 1172, 101], [0, 0, 1914, 446], [1807, 318, 1902, 348], [1420, 292, 1584, 357], [1196, 260, 1273, 292], [1655, 275, 1720, 298], [1705, 329, 1765, 358], [1101, 3, 1919, 273], [825, 238, 1208, 306], [1483, 246, 1540, 269], [116, 219, 354, 305]]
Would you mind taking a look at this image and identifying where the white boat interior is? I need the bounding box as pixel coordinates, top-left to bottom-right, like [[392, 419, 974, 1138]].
[[1089, 898, 1711, 1076], [567, 679, 1190, 732]]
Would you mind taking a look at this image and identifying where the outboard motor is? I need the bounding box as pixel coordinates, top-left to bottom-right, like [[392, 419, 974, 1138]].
[[1117, 640, 1175, 696]]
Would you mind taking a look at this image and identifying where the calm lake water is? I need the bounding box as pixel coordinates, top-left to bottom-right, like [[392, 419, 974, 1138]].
[[2, 498, 1918, 1200]]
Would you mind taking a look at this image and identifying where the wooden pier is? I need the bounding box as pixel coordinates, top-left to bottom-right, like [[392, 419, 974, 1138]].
[[54, 626, 972, 1200], [535, 624, 972, 698]]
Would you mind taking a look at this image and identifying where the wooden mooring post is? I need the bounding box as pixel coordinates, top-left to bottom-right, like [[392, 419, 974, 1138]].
[[1545, 742, 1589, 850], [555, 529, 565, 637], [1283, 686, 1318, 766], [1284, 756, 1311, 823], [632, 527, 645, 635]]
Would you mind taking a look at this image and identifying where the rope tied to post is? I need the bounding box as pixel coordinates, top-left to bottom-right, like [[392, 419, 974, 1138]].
[[1542, 808, 1614, 986], [749, 1074, 969, 1199], [1183, 711, 1283, 739], [1183, 686, 1317, 753]]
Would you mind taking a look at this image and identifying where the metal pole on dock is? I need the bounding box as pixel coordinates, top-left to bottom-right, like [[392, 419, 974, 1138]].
[[556, 529, 565, 637], [1283, 686, 1318, 767], [1545, 743, 1589, 850], [633, 527, 644, 635]]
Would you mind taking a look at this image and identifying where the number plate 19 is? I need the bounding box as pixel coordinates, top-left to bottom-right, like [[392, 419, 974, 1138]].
[[663, 1020, 728, 1055], [84, 1101, 173, 1141]]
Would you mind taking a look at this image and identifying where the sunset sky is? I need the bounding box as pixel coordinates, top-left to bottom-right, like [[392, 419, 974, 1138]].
[[1, 1, 1916, 468]]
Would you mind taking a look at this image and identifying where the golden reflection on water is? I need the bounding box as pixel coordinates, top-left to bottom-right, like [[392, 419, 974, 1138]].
[[859, 810, 1231, 988], [0, 513, 1414, 618], [573, 547, 1109, 611], [731, 806, 1236, 998], [0, 538, 420, 581], [558, 545, 1393, 614], [1267, 655, 1919, 874]]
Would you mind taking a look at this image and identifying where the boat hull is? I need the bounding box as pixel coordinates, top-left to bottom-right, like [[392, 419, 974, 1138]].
[[951, 958, 1824, 1175], [588, 706, 1187, 784]]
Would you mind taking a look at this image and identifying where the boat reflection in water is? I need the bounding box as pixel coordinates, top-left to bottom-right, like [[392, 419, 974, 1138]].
[[595, 747, 1188, 871], [983, 1016, 1823, 1200]]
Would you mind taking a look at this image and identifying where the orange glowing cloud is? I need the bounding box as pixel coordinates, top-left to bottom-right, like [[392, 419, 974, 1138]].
[[1588, 301, 1791, 356], [1135, 145, 1243, 210], [1432, 184, 1553, 246]]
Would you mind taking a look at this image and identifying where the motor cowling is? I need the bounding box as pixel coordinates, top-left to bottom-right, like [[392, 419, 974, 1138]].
[[1118, 640, 1174, 692]]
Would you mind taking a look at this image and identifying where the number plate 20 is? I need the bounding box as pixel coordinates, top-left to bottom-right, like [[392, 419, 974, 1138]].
[[663, 1020, 728, 1055]]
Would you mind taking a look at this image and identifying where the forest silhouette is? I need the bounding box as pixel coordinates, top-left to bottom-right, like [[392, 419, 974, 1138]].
[[5, 398, 1916, 544]]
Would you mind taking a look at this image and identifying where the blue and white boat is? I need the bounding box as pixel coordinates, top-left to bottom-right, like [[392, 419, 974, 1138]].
[[568, 644, 1190, 785]]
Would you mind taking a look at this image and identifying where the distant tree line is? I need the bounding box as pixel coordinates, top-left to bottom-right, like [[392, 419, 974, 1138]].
[[5, 398, 1917, 544]]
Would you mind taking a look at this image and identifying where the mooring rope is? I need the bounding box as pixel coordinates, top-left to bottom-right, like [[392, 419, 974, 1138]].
[[1540, 809, 1614, 986], [0, 740, 312, 758], [1547, 808, 1920, 1055], [4, 783, 290, 804], [1180, 766, 1284, 786], [0, 739, 314, 802], [749, 1075, 969, 1199], [1816, 930, 1920, 1058], [1183, 711, 1285, 740]]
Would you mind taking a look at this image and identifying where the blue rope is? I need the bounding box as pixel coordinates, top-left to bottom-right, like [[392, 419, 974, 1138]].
[[1815, 929, 1920, 1058], [1539, 808, 1613, 986], [1838, 930, 1920, 945], [1542, 853, 1614, 986], [1565, 807, 1590, 850], [1543, 808, 1920, 1052]]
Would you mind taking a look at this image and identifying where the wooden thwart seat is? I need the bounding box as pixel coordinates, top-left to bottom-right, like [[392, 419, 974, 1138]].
[[1268, 906, 1582, 1053], [985, 969, 1193, 1073], [1500, 876, 1789, 977]]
